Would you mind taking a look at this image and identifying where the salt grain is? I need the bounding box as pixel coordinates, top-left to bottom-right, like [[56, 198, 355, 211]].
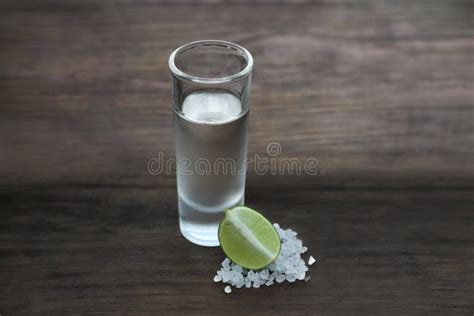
[[308, 255, 316, 265], [224, 285, 232, 294], [275, 274, 286, 283]]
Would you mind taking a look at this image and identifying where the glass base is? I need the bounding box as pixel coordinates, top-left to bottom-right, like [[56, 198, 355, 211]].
[[179, 219, 220, 247], [177, 192, 244, 247]]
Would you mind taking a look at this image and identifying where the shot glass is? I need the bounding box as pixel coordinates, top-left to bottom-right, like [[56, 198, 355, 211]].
[[168, 40, 253, 246]]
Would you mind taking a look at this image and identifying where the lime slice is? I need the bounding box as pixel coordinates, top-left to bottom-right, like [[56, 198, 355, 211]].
[[218, 206, 281, 270]]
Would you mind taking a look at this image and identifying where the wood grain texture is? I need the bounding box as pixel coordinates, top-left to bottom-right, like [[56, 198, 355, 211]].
[[0, 0, 472, 186], [1, 184, 473, 314], [0, 0, 473, 314]]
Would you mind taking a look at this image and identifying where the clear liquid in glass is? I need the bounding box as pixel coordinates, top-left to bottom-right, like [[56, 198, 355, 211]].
[[174, 91, 248, 246]]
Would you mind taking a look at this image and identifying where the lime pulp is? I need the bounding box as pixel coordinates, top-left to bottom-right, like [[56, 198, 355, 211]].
[[218, 206, 281, 270]]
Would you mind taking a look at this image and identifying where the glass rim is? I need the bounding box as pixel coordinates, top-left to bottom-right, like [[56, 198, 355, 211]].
[[168, 40, 254, 85]]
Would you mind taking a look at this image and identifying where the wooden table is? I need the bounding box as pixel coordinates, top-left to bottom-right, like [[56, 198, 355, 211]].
[[1, 1, 473, 314]]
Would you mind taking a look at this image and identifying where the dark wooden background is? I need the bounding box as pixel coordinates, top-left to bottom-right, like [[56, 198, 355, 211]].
[[1, 0, 473, 314]]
